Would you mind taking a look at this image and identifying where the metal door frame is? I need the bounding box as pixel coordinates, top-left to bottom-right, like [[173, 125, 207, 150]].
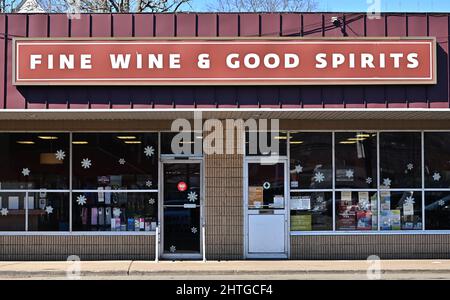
[[243, 157, 289, 259], [159, 158, 204, 260]]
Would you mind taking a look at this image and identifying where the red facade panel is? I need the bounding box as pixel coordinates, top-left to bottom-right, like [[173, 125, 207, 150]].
[[197, 14, 216, 37], [281, 14, 301, 37]]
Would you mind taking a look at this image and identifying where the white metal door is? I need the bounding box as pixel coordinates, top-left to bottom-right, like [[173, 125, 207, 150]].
[[244, 159, 288, 259]]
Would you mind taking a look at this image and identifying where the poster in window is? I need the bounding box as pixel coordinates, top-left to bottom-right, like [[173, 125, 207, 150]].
[[290, 196, 310, 210], [391, 210, 401, 230], [291, 214, 312, 231], [273, 195, 284, 208], [249, 186, 263, 207], [358, 192, 370, 210], [357, 210, 372, 230], [8, 196, 19, 210], [403, 203, 414, 216]]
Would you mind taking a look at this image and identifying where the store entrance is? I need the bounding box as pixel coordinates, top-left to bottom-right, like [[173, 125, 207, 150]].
[[244, 159, 288, 259], [161, 160, 202, 259]]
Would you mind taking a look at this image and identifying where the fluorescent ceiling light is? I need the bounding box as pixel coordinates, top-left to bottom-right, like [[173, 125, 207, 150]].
[[17, 141, 35, 144], [124, 141, 142, 144], [38, 136, 58, 140], [72, 141, 88, 145], [117, 136, 137, 140]]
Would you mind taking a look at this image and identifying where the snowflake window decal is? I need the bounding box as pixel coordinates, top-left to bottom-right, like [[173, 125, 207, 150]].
[[118, 158, 126, 165], [145, 180, 153, 188], [144, 146, 155, 157], [45, 206, 54, 215], [148, 198, 155, 205], [406, 163, 414, 171], [21, 168, 30, 177], [169, 245, 176, 253], [405, 196, 415, 205], [345, 169, 354, 179], [113, 207, 122, 218], [191, 227, 198, 234], [313, 171, 325, 183], [366, 177, 373, 185], [76, 195, 87, 206], [187, 191, 198, 203], [438, 200, 445, 207], [55, 150, 66, 161], [0, 208, 8, 216], [81, 158, 92, 169], [433, 172, 442, 182], [382, 178, 392, 187], [294, 164, 303, 174]]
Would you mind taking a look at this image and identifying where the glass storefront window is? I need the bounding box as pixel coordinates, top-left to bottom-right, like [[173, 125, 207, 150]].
[[335, 191, 378, 231], [0, 133, 70, 190], [290, 192, 332, 231], [245, 131, 287, 156], [27, 192, 69, 231], [425, 192, 450, 230], [72, 192, 158, 231], [161, 132, 203, 156], [379, 191, 422, 230], [289, 132, 332, 189], [335, 132, 377, 189], [425, 132, 450, 188], [72, 133, 158, 190], [0, 192, 25, 231], [380, 132, 422, 189]]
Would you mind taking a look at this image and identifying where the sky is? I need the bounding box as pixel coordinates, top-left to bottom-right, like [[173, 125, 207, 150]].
[[189, 0, 450, 12]]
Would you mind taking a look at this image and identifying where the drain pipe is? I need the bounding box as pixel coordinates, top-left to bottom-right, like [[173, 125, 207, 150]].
[[155, 224, 159, 263], [202, 222, 206, 262]]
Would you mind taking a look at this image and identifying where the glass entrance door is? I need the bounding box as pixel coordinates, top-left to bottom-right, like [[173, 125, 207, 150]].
[[162, 161, 202, 258]]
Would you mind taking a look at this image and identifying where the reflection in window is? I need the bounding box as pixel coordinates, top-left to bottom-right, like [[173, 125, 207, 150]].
[[27, 192, 69, 231], [72, 192, 158, 231], [72, 133, 158, 190], [0, 133, 70, 190], [290, 192, 332, 231], [380, 191, 422, 230], [335, 132, 377, 189], [290, 133, 332, 189], [380, 132, 421, 188], [425, 133, 450, 188], [425, 192, 450, 230], [336, 191, 378, 231], [0, 192, 25, 231], [248, 163, 285, 209]]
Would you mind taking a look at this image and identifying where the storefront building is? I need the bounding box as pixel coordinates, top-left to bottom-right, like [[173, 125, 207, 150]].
[[0, 12, 450, 260]]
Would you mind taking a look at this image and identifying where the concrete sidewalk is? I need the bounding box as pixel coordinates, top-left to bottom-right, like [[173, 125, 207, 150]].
[[1, 260, 450, 278]]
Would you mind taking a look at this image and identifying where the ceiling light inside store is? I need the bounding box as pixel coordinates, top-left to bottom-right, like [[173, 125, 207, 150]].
[[72, 141, 88, 145], [290, 141, 304, 144], [117, 136, 137, 140], [38, 136, 58, 140], [124, 141, 142, 144], [274, 136, 287, 140], [356, 134, 370, 138], [339, 141, 357, 144], [348, 137, 366, 141], [17, 141, 35, 144]]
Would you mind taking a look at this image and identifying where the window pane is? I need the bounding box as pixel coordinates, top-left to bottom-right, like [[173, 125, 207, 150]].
[[380, 132, 421, 189], [72, 192, 158, 231], [425, 133, 450, 188], [0, 192, 25, 231], [290, 132, 332, 189], [28, 192, 69, 231], [290, 192, 332, 231], [161, 132, 203, 156], [0, 133, 69, 190], [336, 191, 378, 231], [335, 132, 377, 189], [73, 133, 158, 190], [380, 191, 422, 230], [245, 131, 287, 156], [248, 163, 285, 209], [425, 192, 450, 230]]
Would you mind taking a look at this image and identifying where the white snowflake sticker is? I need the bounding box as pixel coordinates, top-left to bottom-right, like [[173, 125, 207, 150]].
[[0, 208, 8, 216], [169, 245, 176, 253], [438, 200, 445, 207], [55, 150, 66, 161], [313, 171, 325, 183], [148, 198, 155, 205], [405, 196, 415, 205], [76, 195, 87, 206], [294, 164, 303, 173], [144, 146, 155, 157], [187, 191, 198, 202], [406, 163, 414, 170], [345, 169, 354, 179], [382, 178, 392, 187], [118, 158, 126, 165], [316, 196, 324, 203], [433, 172, 442, 181], [21, 168, 30, 176], [366, 177, 373, 185], [45, 206, 54, 214], [263, 182, 271, 190], [145, 180, 152, 188], [81, 158, 92, 169], [113, 207, 121, 218], [191, 227, 198, 234]]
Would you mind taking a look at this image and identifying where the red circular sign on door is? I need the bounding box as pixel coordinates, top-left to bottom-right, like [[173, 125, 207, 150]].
[[177, 181, 187, 192]]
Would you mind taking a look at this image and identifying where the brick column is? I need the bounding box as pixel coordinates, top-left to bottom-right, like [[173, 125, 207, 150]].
[[204, 121, 244, 260]]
